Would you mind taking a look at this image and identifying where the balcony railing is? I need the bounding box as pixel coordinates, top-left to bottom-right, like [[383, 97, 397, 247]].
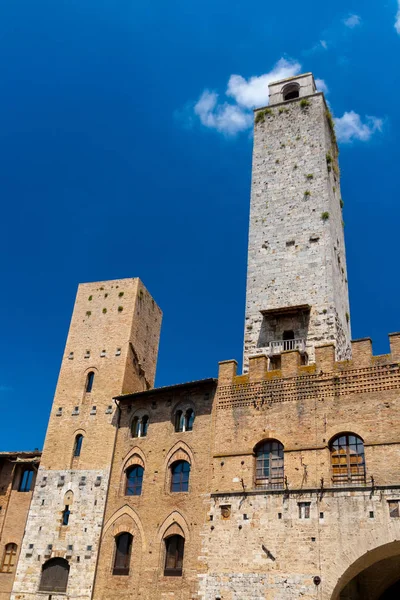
[[267, 338, 306, 355]]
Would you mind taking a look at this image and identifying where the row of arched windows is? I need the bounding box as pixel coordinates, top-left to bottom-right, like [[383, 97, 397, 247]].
[[130, 408, 196, 438], [112, 532, 184, 577], [36, 530, 185, 590], [125, 460, 190, 496], [254, 433, 366, 488]]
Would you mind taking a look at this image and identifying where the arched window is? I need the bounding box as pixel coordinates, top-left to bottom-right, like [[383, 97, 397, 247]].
[[171, 460, 190, 493], [125, 465, 144, 496], [185, 409, 195, 431], [113, 533, 133, 576], [19, 468, 34, 492], [330, 433, 366, 485], [39, 558, 70, 593], [282, 83, 300, 101], [73, 434, 83, 457], [174, 410, 184, 432], [174, 408, 195, 432], [1, 543, 17, 573], [85, 371, 95, 393], [164, 535, 185, 576], [255, 440, 284, 489], [131, 416, 149, 438], [141, 415, 149, 437]]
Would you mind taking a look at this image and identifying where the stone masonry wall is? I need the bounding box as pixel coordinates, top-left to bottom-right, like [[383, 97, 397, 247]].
[[244, 86, 351, 370]]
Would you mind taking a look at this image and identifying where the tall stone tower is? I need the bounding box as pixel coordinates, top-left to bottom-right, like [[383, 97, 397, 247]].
[[11, 278, 162, 600], [243, 73, 351, 371]]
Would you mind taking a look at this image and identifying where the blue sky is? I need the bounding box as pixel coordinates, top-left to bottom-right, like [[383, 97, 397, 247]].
[[1, 1, 399, 450]]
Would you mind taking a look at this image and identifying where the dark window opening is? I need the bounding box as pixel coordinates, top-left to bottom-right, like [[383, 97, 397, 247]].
[[19, 469, 34, 492], [62, 506, 70, 526], [389, 500, 400, 518], [171, 460, 190, 493], [269, 355, 281, 371], [185, 409, 195, 431], [283, 83, 300, 101], [255, 440, 284, 489], [73, 434, 83, 458], [125, 466, 144, 496], [1, 543, 17, 573], [282, 330, 295, 351], [131, 415, 149, 438], [175, 410, 184, 432], [39, 558, 70, 593], [86, 371, 94, 393], [164, 535, 184, 576], [330, 433, 366, 485], [113, 533, 133, 576]]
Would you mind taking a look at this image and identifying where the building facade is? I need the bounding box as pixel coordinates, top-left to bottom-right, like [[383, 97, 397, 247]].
[[2, 73, 400, 600]]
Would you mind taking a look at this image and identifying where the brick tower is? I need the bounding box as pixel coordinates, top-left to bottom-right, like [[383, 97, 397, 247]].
[[243, 73, 351, 371], [11, 278, 162, 600]]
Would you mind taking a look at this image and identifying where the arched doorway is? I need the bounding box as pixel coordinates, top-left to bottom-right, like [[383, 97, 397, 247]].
[[331, 542, 400, 600]]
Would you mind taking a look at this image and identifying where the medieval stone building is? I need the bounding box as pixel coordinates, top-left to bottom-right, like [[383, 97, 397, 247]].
[[1, 73, 400, 600]]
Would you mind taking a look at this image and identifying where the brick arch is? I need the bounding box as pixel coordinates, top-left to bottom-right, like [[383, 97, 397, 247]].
[[102, 505, 146, 552], [83, 366, 99, 375], [157, 510, 190, 542], [165, 441, 194, 468], [249, 432, 287, 452], [121, 447, 146, 473], [329, 540, 400, 600], [327, 430, 365, 446], [326, 426, 368, 446]]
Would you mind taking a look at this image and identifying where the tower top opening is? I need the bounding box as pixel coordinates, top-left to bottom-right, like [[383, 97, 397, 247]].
[[268, 72, 317, 106]]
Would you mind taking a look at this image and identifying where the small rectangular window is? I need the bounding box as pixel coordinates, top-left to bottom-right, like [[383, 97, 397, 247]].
[[19, 469, 34, 492], [298, 502, 311, 519], [389, 500, 400, 518]]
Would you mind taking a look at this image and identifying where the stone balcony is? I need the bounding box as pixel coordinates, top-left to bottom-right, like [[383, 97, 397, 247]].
[[266, 338, 306, 355]]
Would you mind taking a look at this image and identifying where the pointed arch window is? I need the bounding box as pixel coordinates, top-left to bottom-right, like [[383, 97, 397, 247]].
[[39, 558, 70, 592], [171, 460, 190, 493], [255, 440, 284, 489], [131, 415, 149, 438], [73, 434, 83, 457], [330, 433, 366, 485], [1, 543, 17, 573], [85, 371, 94, 393], [113, 533, 133, 576], [125, 465, 144, 496], [164, 535, 184, 576], [62, 505, 71, 526], [19, 468, 34, 492]]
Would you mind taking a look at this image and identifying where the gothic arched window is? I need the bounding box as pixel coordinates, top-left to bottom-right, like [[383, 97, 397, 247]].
[[330, 433, 366, 485], [185, 409, 195, 431], [73, 434, 83, 457], [113, 533, 133, 576], [171, 460, 190, 493], [1, 543, 17, 573], [125, 465, 144, 496], [39, 558, 70, 593], [164, 535, 185, 576], [85, 371, 95, 393], [255, 440, 284, 489]]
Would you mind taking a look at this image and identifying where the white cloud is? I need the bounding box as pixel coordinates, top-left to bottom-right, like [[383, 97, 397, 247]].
[[334, 111, 383, 143], [194, 90, 252, 135], [315, 78, 329, 94], [226, 58, 301, 109], [344, 14, 361, 28], [192, 58, 301, 135], [395, 2, 400, 33]]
